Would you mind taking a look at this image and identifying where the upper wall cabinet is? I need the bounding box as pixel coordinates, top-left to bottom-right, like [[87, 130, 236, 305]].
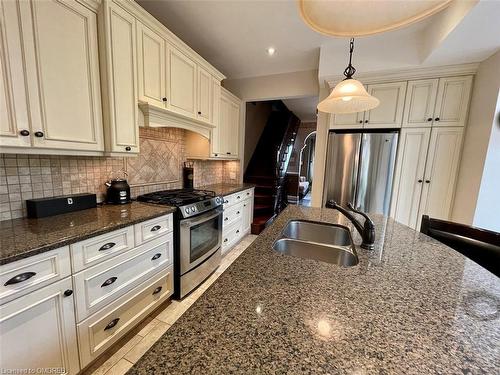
[[403, 76, 472, 128], [212, 88, 240, 158], [99, 1, 139, 155], [0, 0, 104, 152], [168, 47, 197, 119], [197, 66, 213, 124]]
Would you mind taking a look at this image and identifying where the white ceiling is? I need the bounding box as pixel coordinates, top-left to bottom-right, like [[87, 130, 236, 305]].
[[137, 0, 500, 80], [283, 96, 319, 122]]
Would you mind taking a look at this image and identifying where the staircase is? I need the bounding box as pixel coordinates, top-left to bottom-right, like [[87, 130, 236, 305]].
[[244, 102, 300, 234]]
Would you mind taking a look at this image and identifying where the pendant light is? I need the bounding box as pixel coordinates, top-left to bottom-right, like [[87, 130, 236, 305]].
[[317, 38, 379, 114]]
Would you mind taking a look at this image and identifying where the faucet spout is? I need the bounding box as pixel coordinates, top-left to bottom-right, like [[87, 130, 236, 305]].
[[326, 200, 375, 250]]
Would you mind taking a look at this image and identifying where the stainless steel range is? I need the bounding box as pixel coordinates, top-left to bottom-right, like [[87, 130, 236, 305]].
[[137, 189, 223, 299]]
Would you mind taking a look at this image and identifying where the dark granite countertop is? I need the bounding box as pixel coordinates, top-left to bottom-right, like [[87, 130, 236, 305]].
[[199, 182, 255, 197], [129, 205, 500, 375], [0, 202, 176, 265]]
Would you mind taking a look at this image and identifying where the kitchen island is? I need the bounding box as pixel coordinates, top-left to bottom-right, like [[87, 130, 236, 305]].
[[128, 205, 500, 374]]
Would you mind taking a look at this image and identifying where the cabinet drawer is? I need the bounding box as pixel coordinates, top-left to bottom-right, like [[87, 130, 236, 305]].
[[0, 247, 71, 305], [222, 202, 243, 228], [71, 226, 135, 272], [73, 233, 173, 321], [223, 189, 251, 208], [134, 214, 173, 246], [222, 220, 243, 253], [77, 267, 173, 367]]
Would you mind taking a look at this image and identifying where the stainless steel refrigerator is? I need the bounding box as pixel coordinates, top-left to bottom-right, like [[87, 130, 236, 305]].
[[323, 131, 399, 215]]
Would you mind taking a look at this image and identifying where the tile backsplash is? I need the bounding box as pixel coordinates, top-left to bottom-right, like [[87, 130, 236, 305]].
[[0, 127, 240, 220]]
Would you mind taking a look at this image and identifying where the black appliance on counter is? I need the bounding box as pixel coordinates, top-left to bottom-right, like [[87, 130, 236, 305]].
[[105, 179, 131, 204], [137, 189, 223, 299], [183, 161, 194, 189], [26, 193, 97, 218]]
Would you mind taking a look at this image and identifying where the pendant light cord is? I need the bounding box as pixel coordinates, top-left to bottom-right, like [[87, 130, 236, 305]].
[[343, 38, 356, 80]]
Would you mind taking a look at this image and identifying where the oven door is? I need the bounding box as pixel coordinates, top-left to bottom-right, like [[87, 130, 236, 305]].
[[179, 208, 222, 274]]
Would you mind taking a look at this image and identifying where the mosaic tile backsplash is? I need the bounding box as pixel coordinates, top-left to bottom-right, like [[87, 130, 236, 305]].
[[0, 127, 240, 220]]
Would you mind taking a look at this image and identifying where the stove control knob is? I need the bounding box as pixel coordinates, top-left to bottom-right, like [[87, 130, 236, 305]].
[[184, 208, 190, 214], [215, 197, 221, 204], [191, 207, 196, 213]]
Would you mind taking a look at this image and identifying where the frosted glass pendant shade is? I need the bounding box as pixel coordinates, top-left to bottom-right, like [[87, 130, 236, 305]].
[[317, 79, 380, 114]]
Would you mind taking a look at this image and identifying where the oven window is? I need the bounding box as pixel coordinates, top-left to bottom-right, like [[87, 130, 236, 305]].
[[190, 215, 220, 263]]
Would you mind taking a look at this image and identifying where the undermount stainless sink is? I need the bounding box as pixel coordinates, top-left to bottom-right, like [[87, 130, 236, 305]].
[[273, 220, 359, 267]]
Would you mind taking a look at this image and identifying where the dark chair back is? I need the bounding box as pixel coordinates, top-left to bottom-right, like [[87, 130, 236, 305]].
[[420, 215, 500, 277]]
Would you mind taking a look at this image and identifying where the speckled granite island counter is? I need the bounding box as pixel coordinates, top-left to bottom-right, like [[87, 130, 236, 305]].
[[0, 202, 176, 265], [198, 182, 255, 197], [128, 205, 500, 375]]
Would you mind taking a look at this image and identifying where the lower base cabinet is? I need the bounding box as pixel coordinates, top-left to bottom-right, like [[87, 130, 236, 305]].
[[0, 277, 80, 375], [221, 188, 254, 254]]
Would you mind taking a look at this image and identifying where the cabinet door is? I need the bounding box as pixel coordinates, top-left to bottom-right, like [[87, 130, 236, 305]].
[[329, 112, 364, 129], [210, 78, 221, 156], [242, 198, 253, 233], [417, 127, 463, 226], [102, 3, 139, 154], [364, 81, 407, 128], [168, 47, 197, 118], [402, 79, 438, 128], [227, 99, 240, 157], [215, 93, 230, 157], [391, 128, 431, 229], [137, 22, 166, 108], [433, 76, 473, 127], [197, 66, 212, 124], [0, 277, 80, 375], [20, 0, 103, 151], [0, 0, 31, 147]]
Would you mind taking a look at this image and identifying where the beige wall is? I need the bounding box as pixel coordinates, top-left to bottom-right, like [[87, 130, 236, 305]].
[[223, 70, 319, 101], [452, 50, 500, 226], [243, 101, 273, 173]]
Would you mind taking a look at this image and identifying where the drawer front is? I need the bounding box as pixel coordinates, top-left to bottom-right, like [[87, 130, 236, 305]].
[[222, 202, 243, 228], [71, 226, 135, 272], [73, 233, 173, 321], [222, 220, 243, 253], [77, 267, 173, 367], [134, 214, 173, 246], [241, 188, 254, 200], [223, 189, 253, 208], [0, 247, 71, 305]]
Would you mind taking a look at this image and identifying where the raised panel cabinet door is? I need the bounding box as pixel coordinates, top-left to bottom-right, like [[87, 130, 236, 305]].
[[210, 78, 221, 156], [197, 66, 212, 124], [0, 0, 31, 147], [242, 198, 253, 233], [417, 127, 464, 226], [0, 277, 80, 375], [402, 79, 439, 128], [102, 2, 139, 154], [168, 47, 197, 118], [20, 0, 103, 151], [433, 76, 473, 127], [330, 112, 364, 129], [391, 127, 431, 229], [364, 81, 407, 128], [137, 22, 166, 108], [228, 99, 240, 156], [216, 94, 230, 157]]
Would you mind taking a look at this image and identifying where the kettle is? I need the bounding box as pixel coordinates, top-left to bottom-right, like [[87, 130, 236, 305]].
[[105, 178, 131, 204]]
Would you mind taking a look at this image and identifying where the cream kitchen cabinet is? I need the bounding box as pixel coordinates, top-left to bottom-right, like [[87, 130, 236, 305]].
[[330, 81, 407, 129], [221, 188, 254, 254], [168, 46, 197, 119], [391, 127, 464, 230], [0, 277, 80, 375], [0, 0, 104, 153], [197, 66, 213, 124], [212, 88, 241, 158], [99, 0, 140, 155], [402, 76, 473, 128]]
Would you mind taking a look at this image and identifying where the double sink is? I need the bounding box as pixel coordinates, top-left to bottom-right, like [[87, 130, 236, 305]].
[[273, 220, 359, 267]]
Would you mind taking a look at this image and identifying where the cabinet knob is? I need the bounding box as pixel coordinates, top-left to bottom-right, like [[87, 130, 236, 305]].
[[236, 230, 240, 234], [425, 180, 431, 183], [226, 152, 231, 155], [418, 179, 423, 183], [224, 238, 228, 242], [162, 97, 167, 102], [214, 153, 218, 157], [358, 120, 363, 124], [237, 211, 240, 214], [434, 117, 440, 121], [125, 146, 131, 151], [64, 289, 73, 297], [198, 111, 202, 115], [19, 129, 30, 136], [224, 217, 228, 221], [427, 118, 433, 122], [364, 120, 369, 123], [34, 131, 44, 138]]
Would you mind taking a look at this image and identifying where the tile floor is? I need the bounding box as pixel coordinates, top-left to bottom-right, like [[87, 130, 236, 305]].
[[82, 234, 258, 375]]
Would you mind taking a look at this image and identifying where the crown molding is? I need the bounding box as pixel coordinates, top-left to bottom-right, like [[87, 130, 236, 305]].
[[324, 63, 479, 88], [139, 103, 214, 139]]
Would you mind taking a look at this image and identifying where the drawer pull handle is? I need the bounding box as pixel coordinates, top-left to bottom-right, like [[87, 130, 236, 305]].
[[150, 225, 161, 232], [151, 253, 162, 261], [104, 318, 120, 331], [64, 289, 73, 297], [4, 272, 36, 286], [101, 277, 117, 287], [152, 286, 162, 295], [99, 242, 116, 251], [224, 217, 228, 221]]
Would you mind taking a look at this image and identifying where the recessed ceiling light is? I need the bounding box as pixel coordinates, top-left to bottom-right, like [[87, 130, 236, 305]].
[[266, 47, 276, 56]]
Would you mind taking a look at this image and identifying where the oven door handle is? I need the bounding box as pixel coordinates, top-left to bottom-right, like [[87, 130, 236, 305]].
[[181, 208, 223, 227]]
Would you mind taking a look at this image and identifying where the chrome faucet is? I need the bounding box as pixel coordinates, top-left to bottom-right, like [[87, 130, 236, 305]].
[[326, 200, 375, 250]]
